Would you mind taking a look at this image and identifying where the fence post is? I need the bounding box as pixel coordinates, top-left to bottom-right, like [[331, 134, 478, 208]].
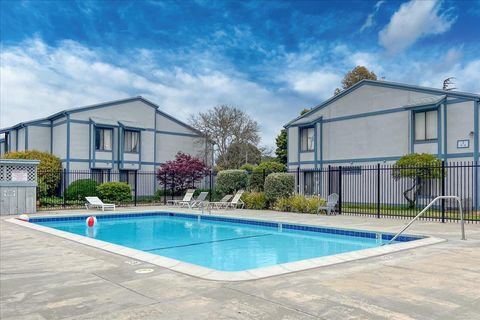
[[62, 168, 67, 208], [377, 163, 381, 218], [296, 166, 300, 194], [134, 170, 138, 206], [441, 160, 445, 223], [171, 172, 175, 201], [209, 170, 213, 202], [328, 165, 331, 195], [163, 171, 167, 205], [338, 166, 342, 214]]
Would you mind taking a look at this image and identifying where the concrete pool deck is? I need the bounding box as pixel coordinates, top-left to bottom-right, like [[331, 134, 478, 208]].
[[1, 207, 480, 319]]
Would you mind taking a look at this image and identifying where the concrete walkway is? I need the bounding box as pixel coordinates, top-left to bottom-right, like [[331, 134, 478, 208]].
[[1, 207, 480, 319]]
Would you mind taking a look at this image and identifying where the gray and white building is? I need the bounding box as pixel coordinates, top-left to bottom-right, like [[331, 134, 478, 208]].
[[285, 79, 479, 197], [0, 97, 212, 184]]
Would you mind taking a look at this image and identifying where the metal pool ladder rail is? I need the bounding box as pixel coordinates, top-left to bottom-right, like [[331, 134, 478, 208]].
[[387, 196, 466, 244]]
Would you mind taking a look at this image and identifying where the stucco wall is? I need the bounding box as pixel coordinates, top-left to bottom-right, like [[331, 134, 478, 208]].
[[69, 123, 90, 160], [16, 128, 25, 151], [446, 101, 474, 155], [52, 123, 67, 161], [287, 83, 478, 169], [27, 126, 51, 153], [287, 127, 298, 163], [323, 112, 409, 161], [296, 84, 442, 125]]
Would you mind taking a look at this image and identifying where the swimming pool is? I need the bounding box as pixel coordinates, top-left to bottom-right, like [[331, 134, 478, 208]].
[[28, 212, 423, 273]]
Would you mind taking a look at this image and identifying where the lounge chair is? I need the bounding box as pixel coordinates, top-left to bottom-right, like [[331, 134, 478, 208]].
[[208, 194, 233, 209], [85, 197, 116, 211], [166, 189, 195, 207], [211, 190, 245, 209], [317, 193, 339, 215], [190, 191, 209, 208]]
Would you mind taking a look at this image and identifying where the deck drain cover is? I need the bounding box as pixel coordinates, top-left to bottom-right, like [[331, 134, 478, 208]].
[[135, 268, 154, 274], [125, 260, 141, 265]]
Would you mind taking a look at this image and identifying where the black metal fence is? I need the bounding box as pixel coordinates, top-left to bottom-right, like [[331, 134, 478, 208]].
[[292, 161, 478, 223], [36, 162, 479, 223], [37, 169, 216, 210]]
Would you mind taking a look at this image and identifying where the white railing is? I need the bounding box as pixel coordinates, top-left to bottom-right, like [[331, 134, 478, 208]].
[[388, 196, 466, 244]]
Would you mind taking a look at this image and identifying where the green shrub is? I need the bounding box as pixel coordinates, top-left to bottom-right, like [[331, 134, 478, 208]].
[[275, 195, 326, 214], [264, 172, 294, 204], [65, 179, 99, 201], [248, 161, 287, 191], [249, 169, 265, 191], [239, 163, 256, 172], [154, 188, 183, 199], [37, 178, 49, 199], [257, 161, 286, 172], [275, 197, 291, 212], [289, 194, 308, 212], [97, 182, 132, 203], [305, 197, 326, 214], [2, 150, 62, 195], [193, 188, 223, 201], [241, 192, 267, 209], [215, 170, 248, 195]]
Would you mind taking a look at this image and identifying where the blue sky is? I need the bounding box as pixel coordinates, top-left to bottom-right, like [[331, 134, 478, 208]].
[[1, 0, 479, 148]]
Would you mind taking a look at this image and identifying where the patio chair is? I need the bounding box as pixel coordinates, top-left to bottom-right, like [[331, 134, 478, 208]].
[[85, 197, 116, 211], [188, 191, 209, 209], [317, 193, 339, 215], [211, 190, 245, 210], [208, 194, 233, 209], [166, 189, 195, 207]]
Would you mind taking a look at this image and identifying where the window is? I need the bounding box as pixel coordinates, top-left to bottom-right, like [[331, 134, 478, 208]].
[[95, 128, 113, 151], [91, 169, 110, 184], [414, 110, 437, 141], [300, 127, 314, 151], [124, 130, 139, 153]]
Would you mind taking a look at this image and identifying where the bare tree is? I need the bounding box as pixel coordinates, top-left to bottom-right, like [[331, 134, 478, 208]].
[[189, 105, 260, 168]]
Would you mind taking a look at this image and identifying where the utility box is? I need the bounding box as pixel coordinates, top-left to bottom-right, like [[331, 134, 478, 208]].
[[0, 159, 40, 215]]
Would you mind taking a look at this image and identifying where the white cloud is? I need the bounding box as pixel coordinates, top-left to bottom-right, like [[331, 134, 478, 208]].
[[360, 0, 385, 32], [418, 57, 480, 93], [283, 71, 341, 99], [379, 0, 456, 55], [0, 38, 309, 147], [1, 38, 478, 148]]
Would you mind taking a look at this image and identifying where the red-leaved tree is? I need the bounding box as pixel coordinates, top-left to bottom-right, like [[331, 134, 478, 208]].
[[156, 152, 209, 191]]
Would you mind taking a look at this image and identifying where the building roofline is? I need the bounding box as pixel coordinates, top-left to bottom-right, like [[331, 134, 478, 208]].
[[0, 96, 206, 138], [284, 79, 480, 128]]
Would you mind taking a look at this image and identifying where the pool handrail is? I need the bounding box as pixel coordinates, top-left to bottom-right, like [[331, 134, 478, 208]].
[[387, 195, 466, 244]]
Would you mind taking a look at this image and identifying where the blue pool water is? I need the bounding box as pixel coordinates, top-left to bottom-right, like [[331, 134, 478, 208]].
[[32, 213, 419, 271]]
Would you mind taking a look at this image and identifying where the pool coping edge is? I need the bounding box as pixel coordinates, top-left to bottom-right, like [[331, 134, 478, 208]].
[[6, 217, 446, 282]]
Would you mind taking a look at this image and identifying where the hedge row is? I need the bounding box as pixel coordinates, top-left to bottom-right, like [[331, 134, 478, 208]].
[[65, 179, 132, 203]]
